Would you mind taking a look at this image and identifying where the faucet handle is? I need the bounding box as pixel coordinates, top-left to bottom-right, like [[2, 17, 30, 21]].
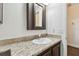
[[38, 34, 41, 38]]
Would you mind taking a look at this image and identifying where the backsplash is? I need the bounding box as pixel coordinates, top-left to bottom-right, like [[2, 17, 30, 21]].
[[0, 34, 47, 46], [0, 34, 61, 46]]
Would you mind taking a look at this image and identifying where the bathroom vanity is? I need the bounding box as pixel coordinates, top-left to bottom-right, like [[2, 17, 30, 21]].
[[0, 35, 61, 56], [0, 41, 60, 56]]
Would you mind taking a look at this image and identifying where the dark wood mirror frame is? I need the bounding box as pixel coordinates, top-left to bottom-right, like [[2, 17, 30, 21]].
[[0, 3, 3, 24], [27, 3, 46, 30]]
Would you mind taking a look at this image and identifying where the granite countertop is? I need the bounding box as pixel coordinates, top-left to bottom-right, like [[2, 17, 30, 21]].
[[0, 37, 61, 56]]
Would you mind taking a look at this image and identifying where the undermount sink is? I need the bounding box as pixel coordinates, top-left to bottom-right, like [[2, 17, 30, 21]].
[[32, 38, 52, 45]]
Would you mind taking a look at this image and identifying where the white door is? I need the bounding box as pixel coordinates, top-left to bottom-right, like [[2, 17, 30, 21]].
[[68, 4, 79, 48], [73, 18, 79, 47]]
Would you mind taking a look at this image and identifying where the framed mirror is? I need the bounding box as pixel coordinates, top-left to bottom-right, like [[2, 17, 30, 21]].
[[0, 3, 3, 24], [27, 3, 46, 30]]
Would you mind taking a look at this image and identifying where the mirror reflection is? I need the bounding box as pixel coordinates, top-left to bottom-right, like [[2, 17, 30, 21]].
[[27, 3, 46, 30], [34, 3, 43, 27]]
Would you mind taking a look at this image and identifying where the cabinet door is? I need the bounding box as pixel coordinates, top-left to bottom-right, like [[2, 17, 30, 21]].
[[51, 43, 60, 56]]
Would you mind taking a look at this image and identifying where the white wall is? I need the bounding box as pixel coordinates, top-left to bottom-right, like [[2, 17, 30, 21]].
[[0, 3, 46, 40], [47, 3, 67, 56], [47, 4, 63, 34]]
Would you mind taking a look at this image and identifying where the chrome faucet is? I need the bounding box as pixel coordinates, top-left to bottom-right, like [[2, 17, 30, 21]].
[[38, 34, 41, 38]]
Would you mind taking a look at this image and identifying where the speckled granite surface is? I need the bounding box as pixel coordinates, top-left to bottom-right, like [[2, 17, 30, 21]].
[[0, 36, 61, 56]]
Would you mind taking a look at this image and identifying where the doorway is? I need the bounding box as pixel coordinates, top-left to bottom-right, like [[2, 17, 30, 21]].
[[67, 3, 79, 56]]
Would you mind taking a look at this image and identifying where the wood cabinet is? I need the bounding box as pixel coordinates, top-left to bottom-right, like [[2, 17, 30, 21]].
[[0, 49, 11, 56], [37, 41, 61, 56], [51, 42, 60, 56]]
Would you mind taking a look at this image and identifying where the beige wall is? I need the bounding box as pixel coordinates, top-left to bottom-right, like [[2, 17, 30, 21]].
[[67, 4, 73, 45]]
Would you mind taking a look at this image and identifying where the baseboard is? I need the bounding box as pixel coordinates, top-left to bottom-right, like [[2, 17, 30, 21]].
[[68, 43, 79, 48]]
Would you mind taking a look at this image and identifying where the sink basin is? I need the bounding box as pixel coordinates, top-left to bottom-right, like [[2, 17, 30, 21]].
[[32, 38, 52, 45]]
